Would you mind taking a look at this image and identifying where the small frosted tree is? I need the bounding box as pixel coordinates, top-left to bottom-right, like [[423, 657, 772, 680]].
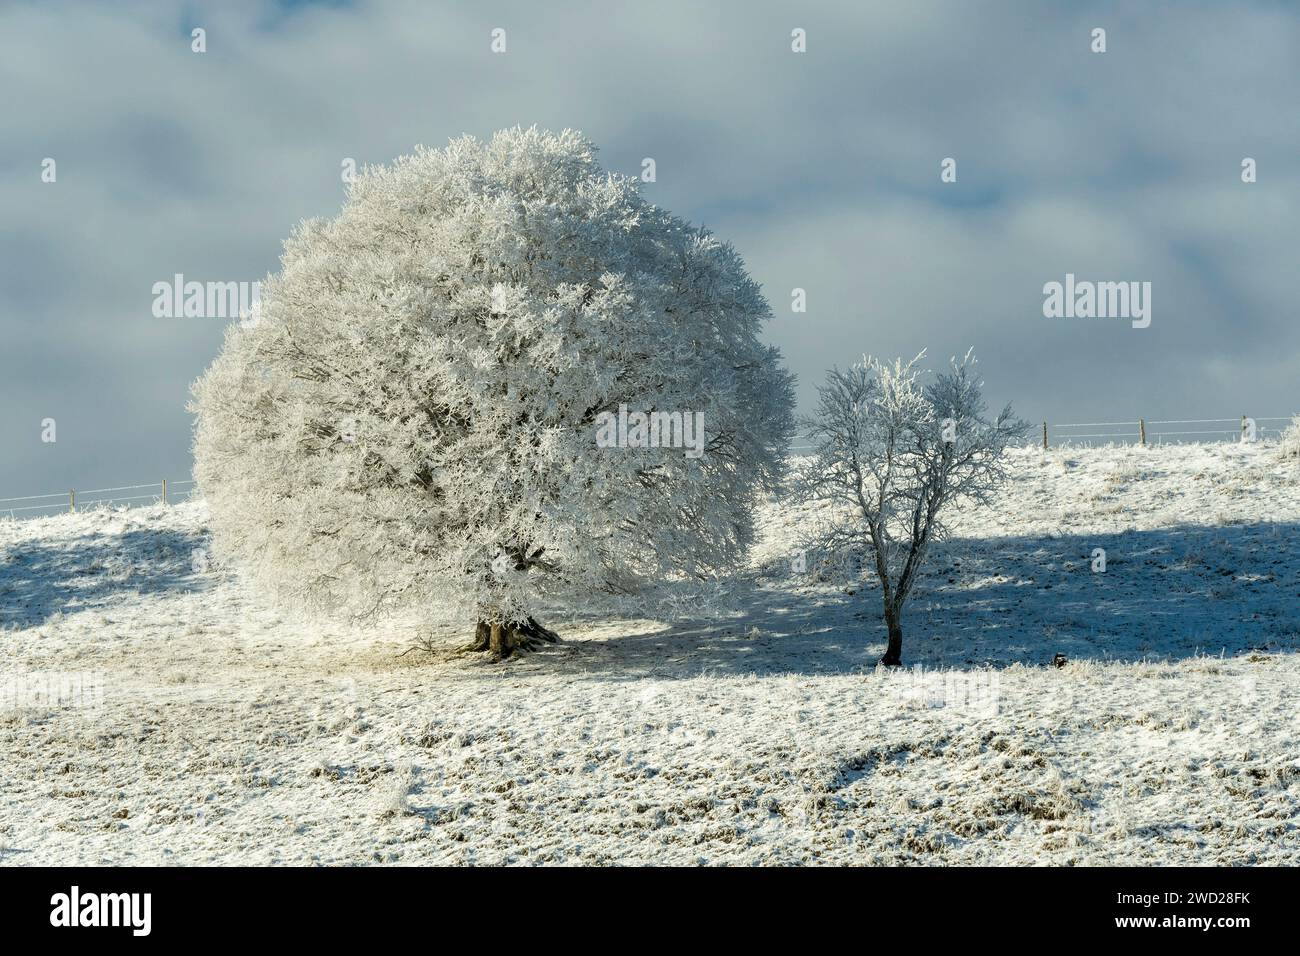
[[797, 350, 1026, 666], [191, 127, 794, 659], [1279, 414, 1300, 459]]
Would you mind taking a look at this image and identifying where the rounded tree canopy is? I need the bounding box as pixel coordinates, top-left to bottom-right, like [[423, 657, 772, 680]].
[[191, 126, 794, 627]]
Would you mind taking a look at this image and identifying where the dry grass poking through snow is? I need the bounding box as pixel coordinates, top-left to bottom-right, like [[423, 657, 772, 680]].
[[1, 441, 1298, 864]]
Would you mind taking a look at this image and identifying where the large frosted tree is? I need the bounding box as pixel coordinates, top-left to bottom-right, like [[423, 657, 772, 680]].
[[191, 127, 794, 659]]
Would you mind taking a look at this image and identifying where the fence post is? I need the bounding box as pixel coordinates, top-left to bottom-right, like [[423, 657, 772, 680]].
[[1139, 419, 1146, 446], [69, 490, 75, 514], [162, 479, 167, 506], [1042, 421, 1048, 450]]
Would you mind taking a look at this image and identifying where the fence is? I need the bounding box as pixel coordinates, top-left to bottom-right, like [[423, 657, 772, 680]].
[[791, 414, 1296, 453], [1041, 416, 1294, 448], [2, 415, 1296, 519], [0, 480, 197, 520]]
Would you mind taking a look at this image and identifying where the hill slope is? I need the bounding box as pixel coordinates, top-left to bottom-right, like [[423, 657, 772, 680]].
[[2, 442, 1298, 864]]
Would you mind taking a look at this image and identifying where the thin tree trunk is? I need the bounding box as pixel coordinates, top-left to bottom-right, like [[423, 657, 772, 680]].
[[880, 606, 903, 666]]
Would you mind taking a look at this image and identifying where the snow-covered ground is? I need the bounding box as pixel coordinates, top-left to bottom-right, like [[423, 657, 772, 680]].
[[2, 441, 1298, 865]]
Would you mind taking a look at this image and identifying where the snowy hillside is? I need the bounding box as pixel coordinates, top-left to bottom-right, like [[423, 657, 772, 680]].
[[2, 441, 1298, 864]]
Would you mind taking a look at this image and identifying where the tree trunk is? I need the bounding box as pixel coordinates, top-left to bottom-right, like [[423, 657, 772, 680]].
[[469, 616, 562, 661], [488, 621, 509, 659], [465, 620, 491, 652], [515, 617, 562, 647], [880, 608, 903, 667]]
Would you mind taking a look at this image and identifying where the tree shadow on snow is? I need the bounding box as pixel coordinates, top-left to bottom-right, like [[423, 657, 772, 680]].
[[4, 516, 1295, 675], [0, 525, 213, 628], [549, 521, 1300, 678]]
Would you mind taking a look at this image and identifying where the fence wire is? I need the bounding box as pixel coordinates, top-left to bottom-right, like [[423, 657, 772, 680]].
[[2, 480, 197, 519], [3, 415, 1297, 519]]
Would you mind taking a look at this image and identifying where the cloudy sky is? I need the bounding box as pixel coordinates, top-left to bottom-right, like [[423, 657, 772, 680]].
[[2, 0, 1297, 500]]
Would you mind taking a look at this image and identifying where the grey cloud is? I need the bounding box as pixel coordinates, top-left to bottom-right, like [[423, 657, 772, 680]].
[[1, 0, 1297, 497]]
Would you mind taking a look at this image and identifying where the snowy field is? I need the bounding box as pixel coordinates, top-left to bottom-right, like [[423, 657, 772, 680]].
[[2, 441, 1298, 865]]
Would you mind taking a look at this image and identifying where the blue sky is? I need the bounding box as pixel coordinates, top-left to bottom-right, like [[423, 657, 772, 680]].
[[2, 0, 1298, 497]]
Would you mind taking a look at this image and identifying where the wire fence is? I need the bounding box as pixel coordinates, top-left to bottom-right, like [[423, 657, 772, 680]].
[[2, 415, 1296, 520], [0, 480, 197, 520], [1040, 416, 1294, 447], [790, 414, 1296, 452]]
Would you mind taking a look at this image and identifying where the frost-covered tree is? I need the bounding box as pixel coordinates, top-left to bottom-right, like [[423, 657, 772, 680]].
[[1278, 414, 1300, 459], [796, 350, 1026, 666], [191, 127, 794, 659]]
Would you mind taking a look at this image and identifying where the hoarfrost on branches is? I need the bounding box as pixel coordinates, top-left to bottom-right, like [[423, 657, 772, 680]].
[[1278, 415, 1300, 460], [796, 350, 1026, 665], [190, 127, 794, 657]]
